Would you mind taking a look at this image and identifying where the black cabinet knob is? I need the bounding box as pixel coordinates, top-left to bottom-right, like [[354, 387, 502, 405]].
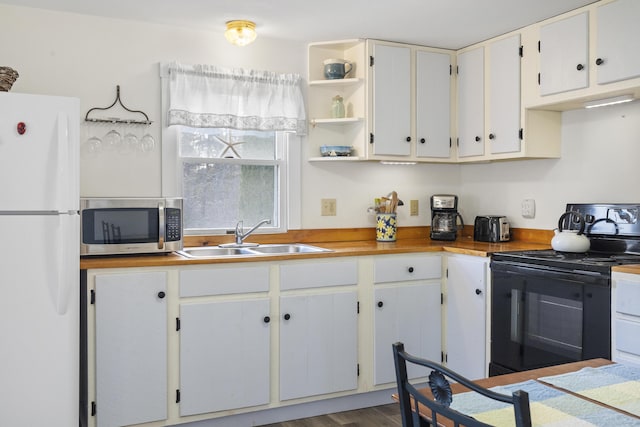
[[420, 138, 426, 144], [596, 58, 604, 66], [283, 313, 291, 320], [408, 267, 414, 273], [157, 291, 166, 299], [406, 136, 412, 142], [263, 316, 271, 323], [377, 301, 384, 308], [489, 133, 495, 140], [475, 289, 482, 295], [475, 136, 481, 142], [574, 293, 581, 299], [577, 64, 584, 71]]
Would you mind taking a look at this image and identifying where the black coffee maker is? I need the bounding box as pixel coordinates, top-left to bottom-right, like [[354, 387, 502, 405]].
[[430, 194, 464, 241]]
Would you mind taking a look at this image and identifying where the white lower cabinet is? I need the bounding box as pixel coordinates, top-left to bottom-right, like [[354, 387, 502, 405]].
[[445, 255, 488, 380], [611, 271, 640, 367], [91, 271, 168, 427], [85, 252, 494, 426], [179, 298, 271, 416], [178, 264, 271, 416], [279, 259, 359, 400], [279, 291, 358, 400], [372, 254, 442, 385], [373, 283, 442, 385]]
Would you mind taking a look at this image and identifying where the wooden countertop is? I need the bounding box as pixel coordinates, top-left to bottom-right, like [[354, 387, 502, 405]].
[[613, 264, 640, 275], [80, 229, 551, 270]]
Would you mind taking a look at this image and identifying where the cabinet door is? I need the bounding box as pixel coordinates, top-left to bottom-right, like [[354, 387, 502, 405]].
[[279, 291, 358, 400], [416, 50, 452, 158], [445, 257, 486, 380], [489, 35, 521, 154], [179, 298, 270, 416], [457, 47, 485, 158], [373, 283, 442, 385], [539, 12, 589, 96], [94, 272, 167, 427], [596, 0, 640, 84], [371, 43, 411, 156]]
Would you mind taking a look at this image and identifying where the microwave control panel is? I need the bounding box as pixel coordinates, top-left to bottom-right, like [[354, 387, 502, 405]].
[[166, 208, 182, 241]]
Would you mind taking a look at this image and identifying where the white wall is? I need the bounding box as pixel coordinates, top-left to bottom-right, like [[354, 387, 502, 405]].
[[2, 4, 638, 233], [459, 101, 640, 229]]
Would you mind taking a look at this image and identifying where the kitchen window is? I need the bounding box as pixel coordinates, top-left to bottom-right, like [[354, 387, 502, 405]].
[[160, 62, 306, 235], [176, 126, 288, 233]]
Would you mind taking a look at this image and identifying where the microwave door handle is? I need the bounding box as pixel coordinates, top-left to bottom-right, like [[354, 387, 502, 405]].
[[158, 201, 165, 250], [510, 289, 523, 344]]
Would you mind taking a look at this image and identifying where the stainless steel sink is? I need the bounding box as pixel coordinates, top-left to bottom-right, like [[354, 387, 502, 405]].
[[177, 247, 258, 258], [249, 244, 332, 254], [177, 244, 332, 258]]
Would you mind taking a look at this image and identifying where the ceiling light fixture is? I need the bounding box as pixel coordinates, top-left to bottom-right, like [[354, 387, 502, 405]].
[[224, 20, 257, 47], [584, 94, 634, 109]]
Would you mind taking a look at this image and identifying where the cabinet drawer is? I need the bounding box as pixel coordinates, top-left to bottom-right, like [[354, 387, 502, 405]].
[[615, 318, 640, 356], [374, 255, 441, 284], [280, 260, 358, 290], [180, 265, 270, 297], [616, 280, 640, 317]]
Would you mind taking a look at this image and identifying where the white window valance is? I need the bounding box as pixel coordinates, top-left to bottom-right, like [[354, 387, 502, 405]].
[[167, 62, 307, 135]]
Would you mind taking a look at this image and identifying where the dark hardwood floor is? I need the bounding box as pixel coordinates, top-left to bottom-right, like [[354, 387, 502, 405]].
[[260, 403, 402, 427]]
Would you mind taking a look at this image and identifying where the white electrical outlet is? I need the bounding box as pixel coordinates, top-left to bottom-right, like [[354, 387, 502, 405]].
[[522, 199, 536, 218]]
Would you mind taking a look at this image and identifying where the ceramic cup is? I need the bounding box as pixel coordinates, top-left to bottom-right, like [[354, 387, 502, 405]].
[[323, 59, 353, 79], [376, 213, 397, 242]]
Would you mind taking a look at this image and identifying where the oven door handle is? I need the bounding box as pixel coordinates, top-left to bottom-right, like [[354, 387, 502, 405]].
[[510, 289, 523, 343]]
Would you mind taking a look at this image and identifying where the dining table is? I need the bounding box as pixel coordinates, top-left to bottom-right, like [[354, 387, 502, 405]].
[[394, 358, 640, 426]]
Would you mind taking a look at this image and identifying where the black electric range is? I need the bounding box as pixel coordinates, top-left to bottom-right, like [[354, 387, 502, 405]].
[[489, 203, 640, 375]]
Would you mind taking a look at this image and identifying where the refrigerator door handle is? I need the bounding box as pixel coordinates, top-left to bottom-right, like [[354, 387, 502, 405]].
[[54, 214, 77, 315], [56, 112, 71, 213]]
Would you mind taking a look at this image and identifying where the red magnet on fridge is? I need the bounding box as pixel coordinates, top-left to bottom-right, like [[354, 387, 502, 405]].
[[17, 122, 26, 135]]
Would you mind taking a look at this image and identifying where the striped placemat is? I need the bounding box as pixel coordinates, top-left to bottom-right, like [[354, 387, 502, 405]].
[[538, 363, 640, 417], [449, 379, 640, 426]]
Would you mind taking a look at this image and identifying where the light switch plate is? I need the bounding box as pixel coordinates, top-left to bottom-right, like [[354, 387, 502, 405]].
[[321, 198, 336, 216], [522, 199, 536, 218], [410, 199, 419, 216]]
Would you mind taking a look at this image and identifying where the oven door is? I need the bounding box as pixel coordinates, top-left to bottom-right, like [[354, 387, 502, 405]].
[[490, 262, 610, 375]]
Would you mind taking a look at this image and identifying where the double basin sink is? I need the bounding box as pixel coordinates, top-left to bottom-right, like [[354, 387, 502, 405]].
[[178, 243, 332, 259]]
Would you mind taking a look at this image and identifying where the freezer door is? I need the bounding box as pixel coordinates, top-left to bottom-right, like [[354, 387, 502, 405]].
[[0, 213, 79, 426], [0, 92, 79, 212]]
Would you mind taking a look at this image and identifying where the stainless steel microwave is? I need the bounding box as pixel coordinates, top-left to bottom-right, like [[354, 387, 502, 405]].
[[80, 198, 183, 256]]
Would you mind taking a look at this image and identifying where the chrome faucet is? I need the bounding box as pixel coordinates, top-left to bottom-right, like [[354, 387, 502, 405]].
[[234, 219, 271, 246]]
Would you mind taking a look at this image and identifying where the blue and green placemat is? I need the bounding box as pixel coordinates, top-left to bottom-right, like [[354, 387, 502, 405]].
[[538, 363, 640, 418], [449, 379, 640, 426]]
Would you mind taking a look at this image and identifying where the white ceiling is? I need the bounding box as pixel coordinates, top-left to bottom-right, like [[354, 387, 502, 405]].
[[1, 0, 598, 49]]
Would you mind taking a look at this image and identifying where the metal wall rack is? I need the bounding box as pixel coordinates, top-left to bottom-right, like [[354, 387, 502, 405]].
[[84, 85, 152, 125]]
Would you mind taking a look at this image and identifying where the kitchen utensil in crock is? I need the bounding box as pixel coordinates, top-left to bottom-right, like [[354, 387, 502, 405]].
[[551, 211, 591, 253]]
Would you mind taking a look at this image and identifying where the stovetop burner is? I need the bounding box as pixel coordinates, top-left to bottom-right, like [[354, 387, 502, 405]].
[[492, 203, 640, 277], [491, 249, 640, 276]]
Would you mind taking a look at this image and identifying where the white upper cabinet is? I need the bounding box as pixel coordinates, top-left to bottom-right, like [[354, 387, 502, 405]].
[[530, 0, 640, 109], [488, 34, 522, 155], [416, 50, 452, 159], [539, 12, 589, 96], [456, 47, 485, 158], [370, 43, 412, 156], [596, 0, 640, 84]]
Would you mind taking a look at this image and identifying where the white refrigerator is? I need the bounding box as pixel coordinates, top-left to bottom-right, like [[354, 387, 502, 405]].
[[0, 92, 80, 426]]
